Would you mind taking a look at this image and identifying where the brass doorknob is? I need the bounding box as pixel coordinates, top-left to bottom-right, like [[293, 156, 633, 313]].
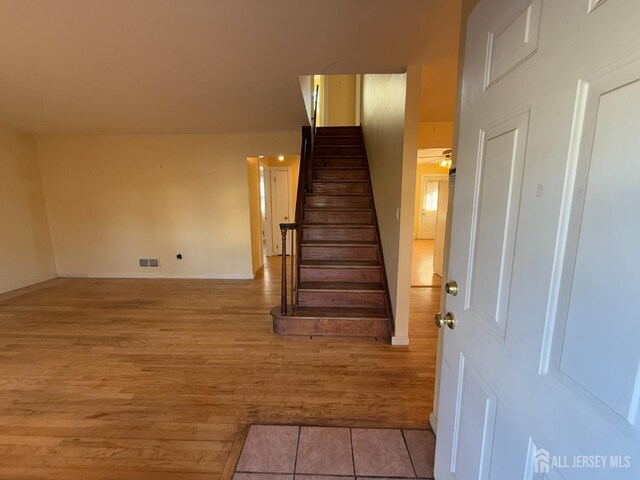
[[445, 280, 458, 296], [434, 312, 456, 330]]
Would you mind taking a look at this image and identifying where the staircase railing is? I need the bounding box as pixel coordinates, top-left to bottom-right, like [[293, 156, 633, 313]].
[[279, 85, 319, 315]]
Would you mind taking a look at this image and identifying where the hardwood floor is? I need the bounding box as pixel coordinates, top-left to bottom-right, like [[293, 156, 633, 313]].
[[411, 240, 442, 287], [0, 257, 439, 479]]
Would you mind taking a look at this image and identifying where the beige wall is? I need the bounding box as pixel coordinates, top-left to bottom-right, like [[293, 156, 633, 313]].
[[326, 75, 357, 126], [418, 121, 454, 149], [361, 67, 421, 344], [0, 129, 56, 294], [36, 132, 299, 279], [413, 163, 449, 239]]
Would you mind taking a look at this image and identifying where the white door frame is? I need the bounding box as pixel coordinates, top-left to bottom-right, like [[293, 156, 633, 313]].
[[418, 173, 447, 240], [261, 163, 274, 257]]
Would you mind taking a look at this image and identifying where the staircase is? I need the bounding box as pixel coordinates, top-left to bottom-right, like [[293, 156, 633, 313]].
[[271, 126, 393, 338]]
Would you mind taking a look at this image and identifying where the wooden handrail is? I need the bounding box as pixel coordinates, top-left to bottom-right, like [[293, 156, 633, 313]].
[[279, 85, 319, 316]]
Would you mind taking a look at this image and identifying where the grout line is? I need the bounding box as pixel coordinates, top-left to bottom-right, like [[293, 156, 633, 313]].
[[293, 425, 302, 479], [349, 428, 357, 477], [401, 430, 418, 479]]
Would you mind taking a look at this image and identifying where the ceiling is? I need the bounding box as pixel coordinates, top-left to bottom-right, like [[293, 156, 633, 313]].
[[0, 0, 461, 134]]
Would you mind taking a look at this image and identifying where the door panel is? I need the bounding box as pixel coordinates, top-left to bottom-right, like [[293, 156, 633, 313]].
[[468, 112, 529, 340], [436, 0, 640, 479], [560, 79, 640, 428], [452, 356, 498, 480]]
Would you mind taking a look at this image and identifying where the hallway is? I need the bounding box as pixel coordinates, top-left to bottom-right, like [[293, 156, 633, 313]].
[[411, 240, 442, 288]]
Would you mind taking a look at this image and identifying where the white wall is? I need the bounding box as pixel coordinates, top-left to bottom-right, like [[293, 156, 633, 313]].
[[36, 132, 299, 279], [361, 67, 421, 345], [0, 129, 56, 294]]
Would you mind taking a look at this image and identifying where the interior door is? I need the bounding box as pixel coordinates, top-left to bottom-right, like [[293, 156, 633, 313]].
[[270, 168, 290, 256], [435, 1, 640, 479], [420, 177, 439, 239]]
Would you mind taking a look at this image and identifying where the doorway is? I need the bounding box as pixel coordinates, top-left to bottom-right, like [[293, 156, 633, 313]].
[[247, 156, 300, 273], [269, 167, 291, 256], [411, 156, 450, 287]]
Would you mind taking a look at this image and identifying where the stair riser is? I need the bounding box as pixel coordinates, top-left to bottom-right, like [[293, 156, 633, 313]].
[[314, 158, 367, 168], [314, 169, 368, 181], [303, 227, 376, 242], [299, 267, 382, 283], [301, 246, 378, 262], [298, 291, 386, 308], [315, 127, 362, 137], [305, 195, 371, 209], [313, 182, 369, 194], [314, 136, 362, 146], [305, 210, 373, 225], [274, 316, 390, 337], [315, 146, 365, 156]]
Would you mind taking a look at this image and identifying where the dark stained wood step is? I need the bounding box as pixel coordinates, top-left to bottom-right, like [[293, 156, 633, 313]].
[[300, 243, 378, 262], [313, 168, 368, 181], [299, 261, 382, 283], [299, 282, 385, 291], [315, 126, 362, 136], [313, 180, 369, 194], [314, 135, 363, 146], [271, 306, 390, 337], [302, 225, 377, 241], [299, 259, 380, 266], [301, 240, 377, 246], [314, 157, 367, 168], [314, 146, 365, 157], [297, 282, 386, 308], [305, 194, 371, 209], [304, 208, 373, 225]]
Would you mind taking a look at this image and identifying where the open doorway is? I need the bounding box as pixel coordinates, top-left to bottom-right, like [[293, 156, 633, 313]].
[[247, 155, 300, 276], [411, 149, 451, 288]]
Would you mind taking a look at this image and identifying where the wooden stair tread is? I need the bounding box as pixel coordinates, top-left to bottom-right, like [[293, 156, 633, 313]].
[[285, 306, 389, 319], [305, 207, 372, 211], [303, 224, 375, 228], [300, 260, 381, 268], [313, 178, 369, 183], [301, 240, 377, 246], [306, 193, 370, 196], [298, 282, 385, 292], [313, 167, 367, 170]]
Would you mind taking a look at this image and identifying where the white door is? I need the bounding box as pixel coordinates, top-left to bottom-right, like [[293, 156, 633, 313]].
[[436, 1, 640, 479], [270, 168, 290, 256], [420, 177, 440, 239]]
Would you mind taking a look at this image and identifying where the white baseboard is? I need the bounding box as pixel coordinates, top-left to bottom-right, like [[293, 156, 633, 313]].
[[391, 335, 409, 346], [59, 272, 254, 280], [429, 411, 438, 435]]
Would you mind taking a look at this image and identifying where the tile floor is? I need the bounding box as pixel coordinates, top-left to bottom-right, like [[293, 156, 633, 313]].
[[234, 425, 436, 479]]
